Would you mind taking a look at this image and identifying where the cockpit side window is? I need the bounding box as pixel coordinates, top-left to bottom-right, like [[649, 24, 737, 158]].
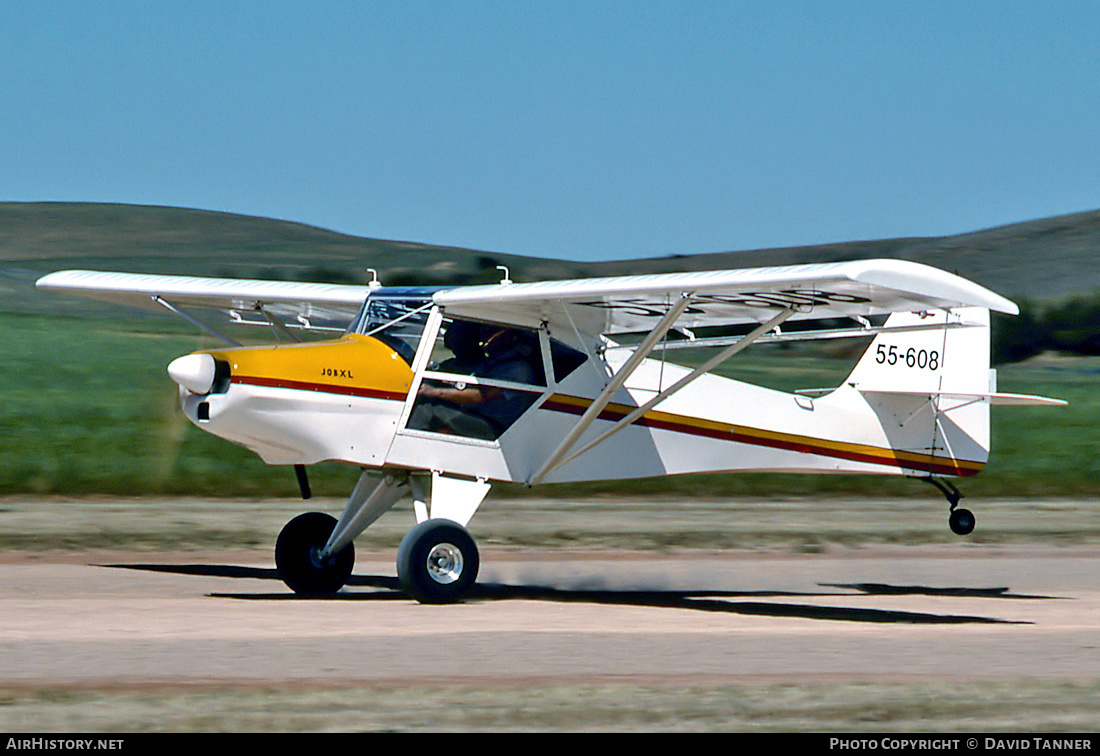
[[429, 320, 546, 386], [406, 318, 548, 440], [548, 338, 587, 384]]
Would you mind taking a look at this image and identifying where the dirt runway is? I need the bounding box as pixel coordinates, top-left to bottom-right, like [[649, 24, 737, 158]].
[[2, 544, 1097, 689]]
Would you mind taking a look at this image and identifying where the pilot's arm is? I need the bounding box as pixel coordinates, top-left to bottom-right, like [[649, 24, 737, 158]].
[[418, 382, 498, 406]]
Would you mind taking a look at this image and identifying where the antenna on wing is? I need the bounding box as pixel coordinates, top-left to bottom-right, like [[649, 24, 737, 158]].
[[367, 269, 382, 288], [496, 265, 512, 285]]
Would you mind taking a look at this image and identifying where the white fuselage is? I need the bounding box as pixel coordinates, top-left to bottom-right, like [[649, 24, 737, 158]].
[[180, 327, 988, 485]]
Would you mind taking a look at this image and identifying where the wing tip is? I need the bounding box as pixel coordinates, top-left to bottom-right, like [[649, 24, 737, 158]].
[[849, 258, 1020, 315], [35, 269, 84, 291]]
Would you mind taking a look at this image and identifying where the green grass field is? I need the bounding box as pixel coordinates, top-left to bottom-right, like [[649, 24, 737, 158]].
[[3, 311, 1095, 499]]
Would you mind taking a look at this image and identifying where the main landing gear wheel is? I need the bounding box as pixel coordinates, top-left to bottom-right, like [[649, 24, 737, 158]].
[[949, 507, 976, 536], [397, 519, 480, 604], [275, 512, 355, 595]]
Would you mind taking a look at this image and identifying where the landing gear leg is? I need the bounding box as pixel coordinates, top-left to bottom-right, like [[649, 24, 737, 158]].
[[276, 470, 409, 595], [923, 477, 975, 536]]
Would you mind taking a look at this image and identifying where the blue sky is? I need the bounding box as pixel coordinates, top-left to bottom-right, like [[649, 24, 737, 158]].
[[2, 1, 1098, 261]]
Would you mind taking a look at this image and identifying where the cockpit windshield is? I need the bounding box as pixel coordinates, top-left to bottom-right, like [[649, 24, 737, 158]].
[[346, 288, 439, 364], [347, 287, 588, 402]]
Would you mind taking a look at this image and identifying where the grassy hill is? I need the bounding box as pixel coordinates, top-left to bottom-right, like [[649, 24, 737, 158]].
[[4, 202, 1100, 307], [585, 210, 1100, 302], [0, 201, 553, 286]]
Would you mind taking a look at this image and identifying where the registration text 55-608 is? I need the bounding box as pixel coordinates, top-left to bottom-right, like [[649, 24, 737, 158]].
[[875, 344, 940, 370]]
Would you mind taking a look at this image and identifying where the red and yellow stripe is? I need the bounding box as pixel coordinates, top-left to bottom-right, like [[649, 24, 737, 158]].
[[542, 394, 984, 478]]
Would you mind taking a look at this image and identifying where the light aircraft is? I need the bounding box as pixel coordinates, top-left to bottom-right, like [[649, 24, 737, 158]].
[[36, 260, 1065, 603]]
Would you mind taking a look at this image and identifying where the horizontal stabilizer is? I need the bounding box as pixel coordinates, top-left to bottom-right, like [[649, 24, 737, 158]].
[[858, 388, 1067, 407], [987, 392, 1068, 407]]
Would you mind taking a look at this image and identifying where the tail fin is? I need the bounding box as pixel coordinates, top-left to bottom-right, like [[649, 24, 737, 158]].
[[846, 307, 992, 396], [845, 307, 993, 476]]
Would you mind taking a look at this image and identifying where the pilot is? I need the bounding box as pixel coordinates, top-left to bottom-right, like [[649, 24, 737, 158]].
[[436, 320, 486, 373], [410, 324, 538, 439]]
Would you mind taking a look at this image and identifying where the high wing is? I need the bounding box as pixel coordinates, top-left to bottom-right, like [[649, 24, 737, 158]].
[[37, 259, 1018, 341], [432, 259, 1019, 335], [35, 269, 374, 336]]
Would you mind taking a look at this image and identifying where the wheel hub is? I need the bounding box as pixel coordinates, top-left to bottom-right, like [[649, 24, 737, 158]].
[[308, 546, 331, 570], [426, 542, 463, 584]]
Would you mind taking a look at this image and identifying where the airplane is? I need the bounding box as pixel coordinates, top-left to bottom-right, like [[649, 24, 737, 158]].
[[36, 259, 1066, 603]]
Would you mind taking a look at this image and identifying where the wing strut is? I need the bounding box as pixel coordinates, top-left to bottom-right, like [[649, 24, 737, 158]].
[[551, 307, 797, 474], [255, 303, 302, 342], [152, 296, 240, 347], [528, 293, 697, 486]]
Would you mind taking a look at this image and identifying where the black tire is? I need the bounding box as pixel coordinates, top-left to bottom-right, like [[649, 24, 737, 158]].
[[949, 508, 976, 536], [397, 519, 479, 604], [275, 512, 355, 595]]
